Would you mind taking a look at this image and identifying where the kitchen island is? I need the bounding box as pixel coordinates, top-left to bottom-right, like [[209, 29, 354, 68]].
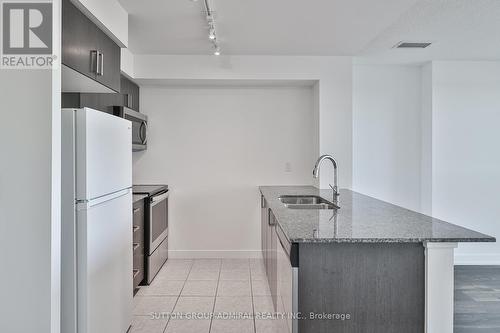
[[259, 186, 495, 333]]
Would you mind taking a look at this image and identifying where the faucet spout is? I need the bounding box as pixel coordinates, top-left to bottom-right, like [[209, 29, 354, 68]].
[[312, 155, 339, 202]]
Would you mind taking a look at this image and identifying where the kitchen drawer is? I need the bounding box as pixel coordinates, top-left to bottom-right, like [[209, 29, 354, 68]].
[[133, 199, 145, 291], [133, 240, 143, 254], [133, 245, 144, 267], [133, 199, 145, 227], [133, 242, 144, 290], [133, 222, 144, 244], [133, 200, 145, 251], [133, 267, 144, 291]]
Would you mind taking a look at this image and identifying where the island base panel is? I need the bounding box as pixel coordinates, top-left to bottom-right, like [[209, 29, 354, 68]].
[[424, 242, 457, 333], [298, 243, 425, 333]]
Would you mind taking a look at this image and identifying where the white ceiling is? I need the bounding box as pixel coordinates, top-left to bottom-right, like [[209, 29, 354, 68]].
[[119, 0, 500, 62], [357, 0, 500, 64], [119, 0, 419, 55]]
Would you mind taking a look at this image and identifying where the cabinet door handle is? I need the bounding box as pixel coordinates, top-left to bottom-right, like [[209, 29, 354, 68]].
[[269, 210, 277, 226], [133, 269, 140, 278], [133, 208, 140, 214], [91, 50, 98, 74], [133, 243, 140, 251], [99, 52, 104, 76], [133, 225, 140, 232], [97, 51, 101, 75], [128, 94, 133, 108]]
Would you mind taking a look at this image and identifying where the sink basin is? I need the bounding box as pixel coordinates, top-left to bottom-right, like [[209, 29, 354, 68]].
[[278, 195, 339, 210]]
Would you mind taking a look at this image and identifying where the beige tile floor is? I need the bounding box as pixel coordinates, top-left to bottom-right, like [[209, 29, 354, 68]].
[[131, 258, 282, 333]]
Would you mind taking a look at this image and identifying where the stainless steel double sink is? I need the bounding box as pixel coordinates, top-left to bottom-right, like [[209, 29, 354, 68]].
[[278, 195, 339, 210]]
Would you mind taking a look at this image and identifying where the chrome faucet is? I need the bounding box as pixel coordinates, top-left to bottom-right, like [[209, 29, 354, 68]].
[[313, 155, 339, 203]]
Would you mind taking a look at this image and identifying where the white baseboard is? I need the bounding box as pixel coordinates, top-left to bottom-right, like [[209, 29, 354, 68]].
[[454, 253, 500, 265], [168, 251, 500, 264], [168, 250, 263, 259]]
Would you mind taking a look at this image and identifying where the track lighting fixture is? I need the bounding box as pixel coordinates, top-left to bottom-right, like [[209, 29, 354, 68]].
[[201, 0, 221, 55]]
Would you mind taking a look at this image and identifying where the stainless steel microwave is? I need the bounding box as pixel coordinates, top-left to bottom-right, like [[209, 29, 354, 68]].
[[112, 106, 148, 151]]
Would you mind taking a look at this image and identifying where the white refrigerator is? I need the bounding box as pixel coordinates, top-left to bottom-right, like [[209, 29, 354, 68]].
[[61, 108, 133, 333]]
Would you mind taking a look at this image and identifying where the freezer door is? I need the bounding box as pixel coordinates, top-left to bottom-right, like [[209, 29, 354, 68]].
[[76, 190, 133, 333], [75, 107, 132, 200]]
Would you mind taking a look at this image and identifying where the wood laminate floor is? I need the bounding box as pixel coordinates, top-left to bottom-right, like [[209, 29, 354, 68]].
[[455, 265, 500, 333]]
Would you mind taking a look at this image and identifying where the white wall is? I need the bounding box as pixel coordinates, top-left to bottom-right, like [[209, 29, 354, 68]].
[[133, 55, 353, 189], [431, 61, 500, 264], [420, 63, 433, 215], [0, 71, 61, 333], [0, 2, 61, 332], [130, 56, 497, 263], [121, 48, 135, 78], [353, 61, 500, 264], [353, 65, 423, 211], [133, 86, 316, 257]]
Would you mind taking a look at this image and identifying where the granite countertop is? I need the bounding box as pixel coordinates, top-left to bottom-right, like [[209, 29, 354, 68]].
[[133, 194, 148, 203], [259, 186, 496, 244]]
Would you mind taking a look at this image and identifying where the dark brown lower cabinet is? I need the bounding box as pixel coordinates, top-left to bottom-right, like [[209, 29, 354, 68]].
[[261, 195, 278, 310], [297, 242, 425, 333], [133, 199, 145, 293], [261, 196, 268, 272], [268, 210, 278, 310], [261, 203, 425, 333]]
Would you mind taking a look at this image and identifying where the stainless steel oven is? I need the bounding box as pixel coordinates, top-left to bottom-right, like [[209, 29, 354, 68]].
[[133, 185, 169, 284], [112, 106, 148, 151], [149, 191, 169, 253], [146, 190, 169, 283]]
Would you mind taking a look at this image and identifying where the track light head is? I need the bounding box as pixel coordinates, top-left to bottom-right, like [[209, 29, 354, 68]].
[[201, 0, 221, 56], [208, 29, 216, 40]]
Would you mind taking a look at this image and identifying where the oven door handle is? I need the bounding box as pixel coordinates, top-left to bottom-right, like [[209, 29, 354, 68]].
[[151, 191, 169, 205]]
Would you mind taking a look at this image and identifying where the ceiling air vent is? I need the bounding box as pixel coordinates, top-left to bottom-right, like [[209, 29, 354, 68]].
[[394, 41, 432, 49]]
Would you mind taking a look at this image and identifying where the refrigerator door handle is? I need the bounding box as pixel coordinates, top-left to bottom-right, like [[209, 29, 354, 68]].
[[77, 188, 131, 209]]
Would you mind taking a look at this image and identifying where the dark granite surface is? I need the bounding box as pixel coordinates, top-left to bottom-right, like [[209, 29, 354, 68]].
[[133, 194, 147, 203], [133, 184, 168, 196], [259, 186, 496, 244]]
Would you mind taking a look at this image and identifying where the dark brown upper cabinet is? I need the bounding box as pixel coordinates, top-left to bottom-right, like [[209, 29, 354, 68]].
[[62, 0, 121, 93], [120, 76, 140, 111], [61, 74, 140, 113]]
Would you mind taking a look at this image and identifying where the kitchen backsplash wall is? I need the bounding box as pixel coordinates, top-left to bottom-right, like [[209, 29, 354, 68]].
[[133, 86, 318, 258]]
